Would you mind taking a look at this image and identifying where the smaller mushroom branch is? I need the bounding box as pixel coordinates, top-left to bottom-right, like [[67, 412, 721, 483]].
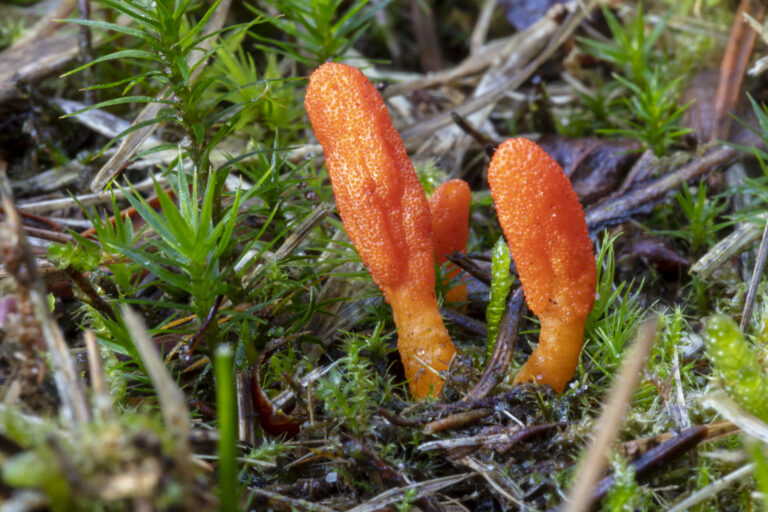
[[488, 138, 597, 392], [305, 63, 456, 399], [428, 179, 471, 305]]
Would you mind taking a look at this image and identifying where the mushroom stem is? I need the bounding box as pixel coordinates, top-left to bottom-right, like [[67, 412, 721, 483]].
[[512, 315, 585, 392], [488, 137, 596, 393], [388, 287, 455, 398], [305, 62, 455, 398]]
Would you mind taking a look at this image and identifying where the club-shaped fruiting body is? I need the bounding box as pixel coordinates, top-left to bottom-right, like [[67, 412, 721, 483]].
[[305, 62, 455, 398], [488, 137, 596, 392], [428, 179, 471, 305]]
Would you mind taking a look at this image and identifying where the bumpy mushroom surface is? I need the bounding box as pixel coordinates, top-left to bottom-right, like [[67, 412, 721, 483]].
[[428, 179, 471, 305], [487, 137, 596, 392], [305, 62, 455, 398]]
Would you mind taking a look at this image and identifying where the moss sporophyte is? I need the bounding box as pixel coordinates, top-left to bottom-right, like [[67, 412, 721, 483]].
[[305, 63, 597, 398]]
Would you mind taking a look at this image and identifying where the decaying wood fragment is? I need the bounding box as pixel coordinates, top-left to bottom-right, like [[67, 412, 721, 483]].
[[691, 213, 767, 278], [580, 425, 708, 512], [585, 144, 739, 232], [0, 162, 90, 426], [423, 408, 494, 435], [710, 0, 765, 141], [0, 0, 78, 104], [462, 288, 524, 402]]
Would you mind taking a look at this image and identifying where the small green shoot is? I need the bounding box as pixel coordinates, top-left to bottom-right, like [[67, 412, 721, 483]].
[[99, 165, 245, 352], [601, 453, 640, 511], [750, 440, 768, 512], [657, 182, 728, 253], [243, 440, 292, 472], [251, 0, 390, 66], [214, 344, 238, 512], [395, 487, 418, 512], [579, 4, 668, 86], [579, 5, 691, 153], [703, 314, 768, 422], [0, 18, 26, 49], [61, 0, 265, 200], [584, 232, 645, 379], [315, 323, 393, 434], [600, 70, 692, 156], [486, 237, 514, 359]]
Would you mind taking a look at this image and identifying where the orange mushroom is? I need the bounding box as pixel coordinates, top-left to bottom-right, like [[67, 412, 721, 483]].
[[487, 137, 596, 392], [428, 179, 471, 305], [305, 62, 455, 398]]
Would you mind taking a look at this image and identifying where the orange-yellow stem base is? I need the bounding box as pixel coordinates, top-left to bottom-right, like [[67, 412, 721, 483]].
[[388, 287, 456, 399], [513, 314, 585, 393]]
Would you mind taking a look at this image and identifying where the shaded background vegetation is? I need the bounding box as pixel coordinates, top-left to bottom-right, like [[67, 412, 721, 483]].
[[1, 0, 768, 510]]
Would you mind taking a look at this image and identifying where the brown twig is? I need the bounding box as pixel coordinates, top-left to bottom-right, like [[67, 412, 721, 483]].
[[450, 111, 497, 156], [187, 294, 225, 352], [497, 422, 570, 455], [20, 225, 74, 244], [580, 425, 708, 511], [617, 421, 740, 460], [0, 162, 90, 426], [585, 145, 739, 232], [0, 206, 66, 232], [441, 307, 488, 337], [462, 288, 524, 402], [77, 0, 94, 105], [710, 0, 765, 141], [62, 265, 116, 321], [447, 251, 491, 286], [423, 408, 494, 435], [410, 0, 443, 73], [377, 405, 425, 427], [741, 217, 768, 330]]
